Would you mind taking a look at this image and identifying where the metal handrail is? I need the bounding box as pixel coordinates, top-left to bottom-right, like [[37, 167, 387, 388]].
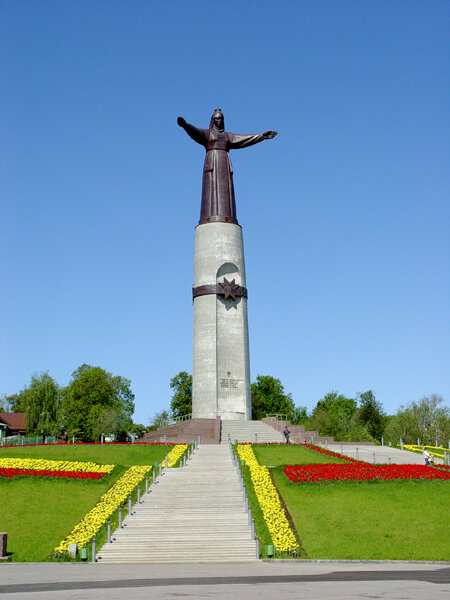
[[160, 412, 218, 428], [265, 414, 288, 421], [160, 413, 192, 428]]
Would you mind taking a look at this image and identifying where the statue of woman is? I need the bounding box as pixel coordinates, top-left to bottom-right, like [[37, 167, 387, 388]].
[[177, 109, 277, 225]]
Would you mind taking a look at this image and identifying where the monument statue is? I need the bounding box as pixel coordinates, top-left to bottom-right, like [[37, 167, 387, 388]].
[[177, 109, 277, 225], [178, 110, 277, 421]]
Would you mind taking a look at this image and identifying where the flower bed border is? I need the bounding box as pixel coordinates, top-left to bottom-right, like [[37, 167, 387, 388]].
[[0, 468, 105, 480], [284, 463, 450, 483]]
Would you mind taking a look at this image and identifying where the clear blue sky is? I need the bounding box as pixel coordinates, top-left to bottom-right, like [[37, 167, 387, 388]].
[[1, 1, 449, 424]]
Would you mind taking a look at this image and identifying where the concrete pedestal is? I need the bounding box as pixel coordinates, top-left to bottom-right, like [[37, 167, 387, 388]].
[[192, 222, 251, 420]]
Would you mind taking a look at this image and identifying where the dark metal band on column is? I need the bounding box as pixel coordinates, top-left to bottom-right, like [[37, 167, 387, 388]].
[[193, 280, 248, 301]]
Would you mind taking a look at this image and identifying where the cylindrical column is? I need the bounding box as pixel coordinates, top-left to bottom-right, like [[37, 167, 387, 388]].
[[91, 538, 96, 562], [119, 506, 122, 528], [192, 222, 251, 420]]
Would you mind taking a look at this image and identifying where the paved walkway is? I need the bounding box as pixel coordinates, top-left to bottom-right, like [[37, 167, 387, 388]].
[[324, 444, 443, 465], [0, 561, 448, 599]]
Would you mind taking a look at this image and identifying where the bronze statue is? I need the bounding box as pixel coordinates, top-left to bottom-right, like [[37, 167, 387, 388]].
[[177, 109, 277, 225]]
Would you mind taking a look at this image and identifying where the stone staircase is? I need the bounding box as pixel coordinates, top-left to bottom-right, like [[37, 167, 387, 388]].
[[97, 444, 257, 563], [221, 419, 284, 444]]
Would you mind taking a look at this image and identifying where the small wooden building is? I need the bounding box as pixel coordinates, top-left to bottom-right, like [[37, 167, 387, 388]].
[[0, 413, 26, 439]]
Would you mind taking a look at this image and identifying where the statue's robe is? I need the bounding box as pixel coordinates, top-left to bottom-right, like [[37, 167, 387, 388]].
[[181, 122, 265, 225]]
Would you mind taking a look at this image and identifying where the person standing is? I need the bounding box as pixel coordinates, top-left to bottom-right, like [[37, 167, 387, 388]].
[[283, 426, 291, 445]]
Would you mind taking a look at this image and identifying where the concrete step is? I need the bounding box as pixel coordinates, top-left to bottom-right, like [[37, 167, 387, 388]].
[[220, 420, 284, 443], [98, 444, 257, 563]]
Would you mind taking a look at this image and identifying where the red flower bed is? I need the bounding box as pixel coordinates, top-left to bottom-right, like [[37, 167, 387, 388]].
[[0, 468, 105, 480], [284, 463, 450, 483], [433, 464, 450, 472], [301, 443, 362, 463]]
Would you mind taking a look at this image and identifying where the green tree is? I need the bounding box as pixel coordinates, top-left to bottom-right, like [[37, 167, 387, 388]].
[[356, 390, 385, 441], [130, 423, 150, 438], [150, 410, 171, 427], [307, 391, 373, 442], [0, 393, 21, 412], [251, 375, 297, 421], [384, 394, 449, 445], [62, 364, 135, 442], [16, 372, 62, 435], [170, 372, 192, 418], [291, 404, 309, 425]]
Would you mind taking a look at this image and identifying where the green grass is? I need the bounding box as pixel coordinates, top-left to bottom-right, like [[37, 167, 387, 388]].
[[252, 444, 348, 466], [0, 443, 173, 467], [0, 444, 173, 561], [273, 468, 450, 560]]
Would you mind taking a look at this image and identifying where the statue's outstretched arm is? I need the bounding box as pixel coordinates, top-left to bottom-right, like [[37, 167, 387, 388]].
[[177, 116, 207, 146], [228, 131, 277, 149]]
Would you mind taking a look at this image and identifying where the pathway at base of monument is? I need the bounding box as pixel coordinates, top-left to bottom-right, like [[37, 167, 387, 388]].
[[221, 420, 284, 444], [97, 445, 257, 563]]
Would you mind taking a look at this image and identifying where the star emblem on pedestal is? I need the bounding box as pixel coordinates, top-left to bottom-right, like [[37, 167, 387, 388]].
[[218, 278, 240, 301]]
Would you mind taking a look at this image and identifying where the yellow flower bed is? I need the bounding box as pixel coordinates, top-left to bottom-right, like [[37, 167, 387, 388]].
[[404, 445, 446, 459], [167, 444, 188, 467], [237, 444, 298, 553], [54, 465, 151, 554], [0, 457, 114, 474]]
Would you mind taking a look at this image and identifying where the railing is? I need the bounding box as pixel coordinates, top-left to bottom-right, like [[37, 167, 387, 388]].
[[83, 438, 200, 562], [0, 435, 58, 446], [160, 413, 217, 428], [265, 414, 288, 422], [160, 413, 193, 428]]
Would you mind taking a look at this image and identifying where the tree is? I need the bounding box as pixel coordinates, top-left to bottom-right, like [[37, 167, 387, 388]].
[[150, 410, 171, 427], [384, 394, 449, 445], [291, 404, 309, 425], [62, 364, 135, 442], [0, 393, 22, 412], [130, 423, 150, 438], [170, 372, 192, 418], [307, 391, 373, 442], [16, 372, 62, 435], [251, 375, 297, 421], [356, 390, 385, 441]]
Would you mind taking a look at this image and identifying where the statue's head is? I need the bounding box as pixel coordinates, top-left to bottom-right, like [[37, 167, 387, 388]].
[[210, 109, 224, 131]]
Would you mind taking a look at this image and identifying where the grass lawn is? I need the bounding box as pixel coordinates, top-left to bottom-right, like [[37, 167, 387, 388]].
[[252, 444, 348, 466], [0, 444, 172, 561], [0, 443, 173, 467], [273, 468, 450, 561]]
